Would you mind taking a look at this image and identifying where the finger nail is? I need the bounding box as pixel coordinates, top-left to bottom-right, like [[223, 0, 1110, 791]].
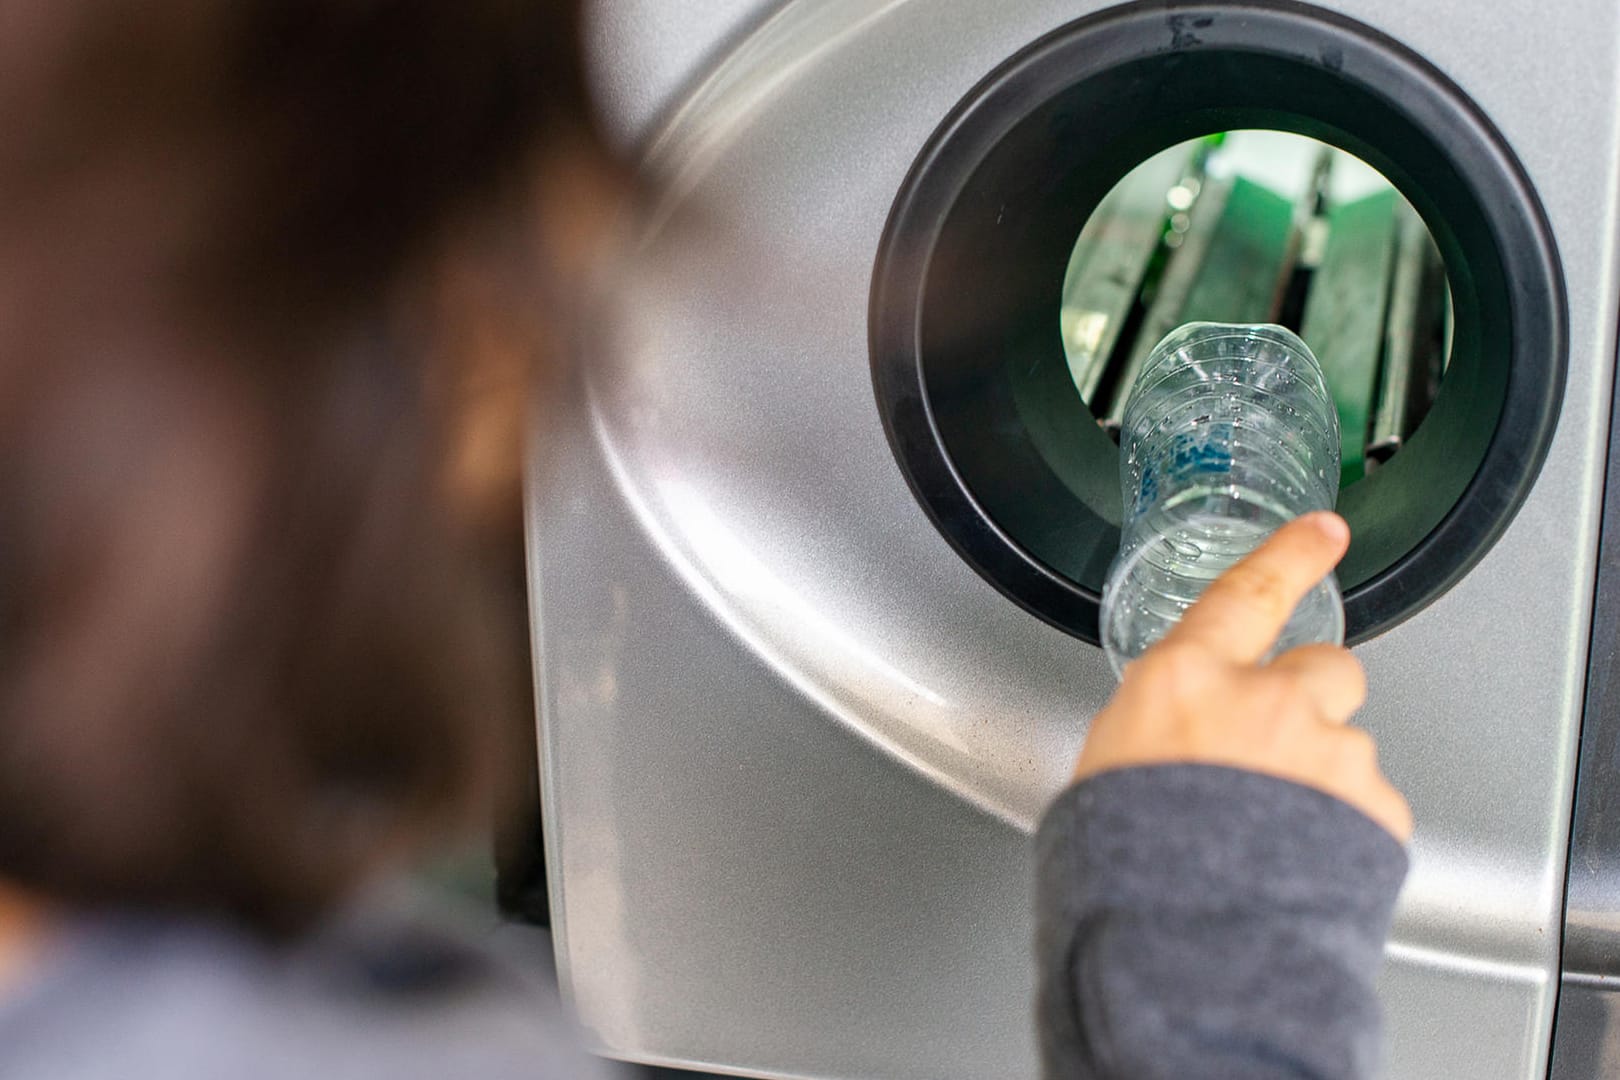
[[1310, 512, 1350, 545]]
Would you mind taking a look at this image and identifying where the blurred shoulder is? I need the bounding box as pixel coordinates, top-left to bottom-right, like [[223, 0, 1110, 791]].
[[0, 884, 620, 1080]]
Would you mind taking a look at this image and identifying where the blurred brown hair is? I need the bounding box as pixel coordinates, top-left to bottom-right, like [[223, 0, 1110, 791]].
[[0, 0, 608, 935]]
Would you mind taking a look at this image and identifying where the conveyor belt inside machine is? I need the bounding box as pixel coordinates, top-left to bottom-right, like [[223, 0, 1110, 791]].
[[1061, 131, 1452, 480]]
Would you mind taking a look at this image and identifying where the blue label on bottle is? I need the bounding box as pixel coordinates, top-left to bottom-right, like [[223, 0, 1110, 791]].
[[1134, 422, 1233, 515]]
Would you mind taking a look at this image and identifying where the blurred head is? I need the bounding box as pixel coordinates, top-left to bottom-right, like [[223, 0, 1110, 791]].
[[0, 0, 621, 935]]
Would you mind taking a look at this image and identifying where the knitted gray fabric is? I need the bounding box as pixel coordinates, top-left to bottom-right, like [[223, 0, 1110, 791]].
[[1036, 764, 1408, 1080]]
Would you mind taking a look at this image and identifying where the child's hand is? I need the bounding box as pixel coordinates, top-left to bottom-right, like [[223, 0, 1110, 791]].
[[1074, 513, 1411, 842]]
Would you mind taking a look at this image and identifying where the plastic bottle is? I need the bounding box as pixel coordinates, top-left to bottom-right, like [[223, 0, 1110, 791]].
[[1101, 322, 1344, 677]]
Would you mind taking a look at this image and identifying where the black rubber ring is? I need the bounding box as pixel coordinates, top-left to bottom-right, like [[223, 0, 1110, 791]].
[[870, 0, 1566, 646]]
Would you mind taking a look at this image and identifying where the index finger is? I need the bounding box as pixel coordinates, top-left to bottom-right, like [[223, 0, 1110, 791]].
[[1163, 512, 1350, 665]]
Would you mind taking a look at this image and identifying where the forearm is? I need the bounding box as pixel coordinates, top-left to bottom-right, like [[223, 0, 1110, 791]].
[[1035, 764, 1408, 1080]]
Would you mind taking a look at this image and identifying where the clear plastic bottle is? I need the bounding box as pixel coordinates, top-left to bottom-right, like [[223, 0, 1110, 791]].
[[1100, 322, 1344, 678]]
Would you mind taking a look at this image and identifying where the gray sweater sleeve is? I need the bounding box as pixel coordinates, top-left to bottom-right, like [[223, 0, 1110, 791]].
[[1035, 764, 1408, 1080]]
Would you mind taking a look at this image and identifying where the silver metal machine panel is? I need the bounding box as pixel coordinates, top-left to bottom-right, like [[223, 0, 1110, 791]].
[[584, 0, 784, 151], [536, 2, 1620, 1076]]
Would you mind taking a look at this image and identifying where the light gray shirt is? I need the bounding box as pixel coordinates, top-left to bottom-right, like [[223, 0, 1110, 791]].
[[0, 891, 621, 1080]]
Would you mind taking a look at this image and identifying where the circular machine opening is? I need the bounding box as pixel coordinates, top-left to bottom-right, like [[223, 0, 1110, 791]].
[[870, 1, 1565, 645]]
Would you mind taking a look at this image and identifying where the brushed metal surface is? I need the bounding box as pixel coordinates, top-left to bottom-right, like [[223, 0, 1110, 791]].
[[584, 0, 787, 151], [538, 1, 1620, 1076], [1550, 131, 1620, 1071]]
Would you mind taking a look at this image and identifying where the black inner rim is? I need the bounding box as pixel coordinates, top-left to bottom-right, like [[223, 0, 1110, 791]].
[[870, 0, 1565, 645]]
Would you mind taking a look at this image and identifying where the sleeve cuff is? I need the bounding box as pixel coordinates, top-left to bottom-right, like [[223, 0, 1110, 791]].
[[1037, 764, 1408, 932]]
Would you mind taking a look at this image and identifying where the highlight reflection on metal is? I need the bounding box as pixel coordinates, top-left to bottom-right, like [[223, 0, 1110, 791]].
[[1061, 145, 1193, 401], [583, 243, 1075, 828], [663, 482, 950, 708], [1371, 208, 1450, 463], [1304, 188, 1403, 483]]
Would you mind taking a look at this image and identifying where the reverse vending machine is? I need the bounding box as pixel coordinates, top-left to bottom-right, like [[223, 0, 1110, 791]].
[[529, 1, 1620, 1075]]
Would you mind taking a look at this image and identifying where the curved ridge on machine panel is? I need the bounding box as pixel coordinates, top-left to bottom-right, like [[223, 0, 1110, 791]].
[[585, 0, 790, 152], [544, 1, 1620, 1077], [585, 242, 1088, 829]]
